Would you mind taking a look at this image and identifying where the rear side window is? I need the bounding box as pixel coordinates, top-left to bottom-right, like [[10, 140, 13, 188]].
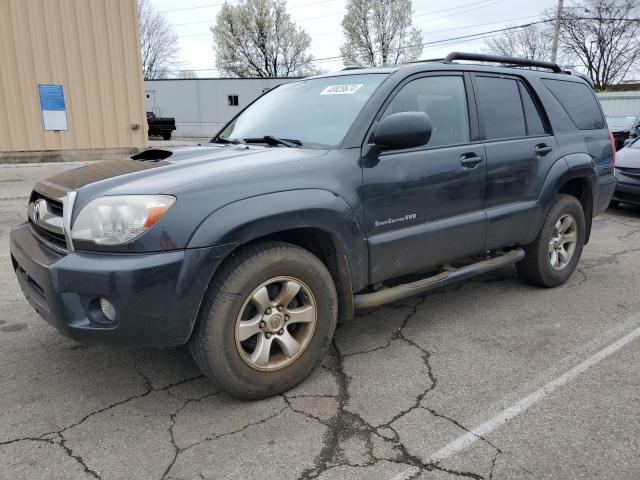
[[475, 76, 526, 140], [519, 83, 546, 136], [381, 76, 470, 148], [542, 79, 604, 130]]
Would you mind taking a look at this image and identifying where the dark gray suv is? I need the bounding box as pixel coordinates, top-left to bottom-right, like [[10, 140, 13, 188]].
[[10, 53, 617, 398]]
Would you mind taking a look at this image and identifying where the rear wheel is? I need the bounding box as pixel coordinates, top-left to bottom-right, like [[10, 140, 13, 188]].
[[189, 241, 337, 399], [517, 194, 585, 288], [161, 131, 172, 140], [609, 199, 620, 209]]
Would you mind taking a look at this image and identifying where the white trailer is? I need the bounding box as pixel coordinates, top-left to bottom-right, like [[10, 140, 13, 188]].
[[144, 78, 298, 138]]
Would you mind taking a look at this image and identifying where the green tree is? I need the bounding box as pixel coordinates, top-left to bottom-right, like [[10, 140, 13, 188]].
[[340, 0, 423, 67], [213, 0, 315, 77]]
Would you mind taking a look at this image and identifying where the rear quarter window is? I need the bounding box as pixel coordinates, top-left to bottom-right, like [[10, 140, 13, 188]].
[[542, 79, 604, 130]]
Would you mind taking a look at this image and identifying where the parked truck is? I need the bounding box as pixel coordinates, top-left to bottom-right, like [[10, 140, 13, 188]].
[[147, 111, 176, 140]]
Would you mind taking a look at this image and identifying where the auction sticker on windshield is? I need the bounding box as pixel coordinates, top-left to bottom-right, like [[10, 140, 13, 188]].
[[320, 84, 363, 95]]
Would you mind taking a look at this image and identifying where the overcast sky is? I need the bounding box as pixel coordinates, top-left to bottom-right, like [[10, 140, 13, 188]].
[[149, 0, 560, 76]]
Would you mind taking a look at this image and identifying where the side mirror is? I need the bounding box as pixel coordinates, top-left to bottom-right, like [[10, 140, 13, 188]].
[[374, 112, 432, 150]]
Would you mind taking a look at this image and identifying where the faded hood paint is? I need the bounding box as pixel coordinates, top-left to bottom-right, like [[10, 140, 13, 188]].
[[40, 145, 328, 210]]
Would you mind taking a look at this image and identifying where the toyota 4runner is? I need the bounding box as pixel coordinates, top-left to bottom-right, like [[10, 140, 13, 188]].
[[10, 53, 617, 399]]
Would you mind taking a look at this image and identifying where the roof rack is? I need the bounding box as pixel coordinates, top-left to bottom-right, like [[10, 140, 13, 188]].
[[410, 57, 445, 64], [443, 52, 563, 73]]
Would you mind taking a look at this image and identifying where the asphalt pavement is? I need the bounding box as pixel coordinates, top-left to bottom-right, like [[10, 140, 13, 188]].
[[1, 162, 640, 480]]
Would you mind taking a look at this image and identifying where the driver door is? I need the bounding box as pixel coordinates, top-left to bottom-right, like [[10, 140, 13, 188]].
[[362, 73, 487, 284]]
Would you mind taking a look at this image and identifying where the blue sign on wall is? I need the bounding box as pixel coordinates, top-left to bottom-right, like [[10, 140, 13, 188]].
[[38, 84, 68, 131]]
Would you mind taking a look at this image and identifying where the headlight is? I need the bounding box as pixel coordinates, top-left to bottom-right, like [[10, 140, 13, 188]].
[[71, 195, 175, 246]]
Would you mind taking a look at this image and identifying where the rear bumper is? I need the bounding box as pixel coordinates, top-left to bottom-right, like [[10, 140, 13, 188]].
[[10, 223, 232, 347]]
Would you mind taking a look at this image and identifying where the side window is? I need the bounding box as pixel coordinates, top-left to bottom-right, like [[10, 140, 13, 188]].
[[381, 76, 470, 148], [518, 82, 547, 136], [475, 76, 526, 140], [542, 79, 604, 130]]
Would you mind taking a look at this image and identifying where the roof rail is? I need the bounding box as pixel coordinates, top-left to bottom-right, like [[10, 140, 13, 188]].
[[444, 52, 563, 73], [342, 66, 363, 71], [565, 70, 595, 87], [409, 57, 445, 64]]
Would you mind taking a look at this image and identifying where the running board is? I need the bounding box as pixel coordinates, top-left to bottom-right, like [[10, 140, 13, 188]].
[[353, 248, 525, 310]]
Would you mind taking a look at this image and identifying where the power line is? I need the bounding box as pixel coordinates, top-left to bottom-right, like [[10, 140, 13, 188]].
[[174, 0, 511, 39], [310, 19, 554, 63], [169, 0, 506, 29], [161, 0, 340, 14]]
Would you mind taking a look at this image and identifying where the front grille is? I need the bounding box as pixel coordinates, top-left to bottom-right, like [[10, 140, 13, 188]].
[[31, 223, 67, 249], [28, 191, 67, 250]]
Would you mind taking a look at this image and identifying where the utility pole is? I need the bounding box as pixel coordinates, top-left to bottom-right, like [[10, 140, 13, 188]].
[[551, 0, 564, 63]]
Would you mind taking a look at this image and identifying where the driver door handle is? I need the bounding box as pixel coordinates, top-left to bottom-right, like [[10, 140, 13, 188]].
[[535, 144, 553, 156], [460, 153, 484, 169]]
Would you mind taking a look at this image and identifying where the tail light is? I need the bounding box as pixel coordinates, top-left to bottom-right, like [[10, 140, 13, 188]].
[[608, 130, 616, 169]]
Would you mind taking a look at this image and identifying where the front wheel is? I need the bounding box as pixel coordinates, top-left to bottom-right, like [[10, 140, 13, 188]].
[[517, 194, 586, 288], [189, 241, 337, 399]]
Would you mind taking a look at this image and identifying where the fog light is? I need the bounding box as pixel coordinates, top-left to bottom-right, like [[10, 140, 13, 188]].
[[99, 298, 116, 322]]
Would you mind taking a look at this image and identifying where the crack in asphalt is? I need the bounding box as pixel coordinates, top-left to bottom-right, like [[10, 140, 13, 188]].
[[158, 393, 297, 479], [294, 295, 500, 479], [579, 246, 640, 269], [0, 372, 205, 479]]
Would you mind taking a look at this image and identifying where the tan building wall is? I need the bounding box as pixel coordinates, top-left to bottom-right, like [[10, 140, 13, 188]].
[[0, 0, 148, 153]]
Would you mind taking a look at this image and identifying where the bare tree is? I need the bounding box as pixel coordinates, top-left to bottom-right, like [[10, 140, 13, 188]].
[[212, 0, 314, 77], [558, 0, 640, 89], [137, 0, 181, 79], [484, 23, 557, 62], [340, 0, 423, 67]]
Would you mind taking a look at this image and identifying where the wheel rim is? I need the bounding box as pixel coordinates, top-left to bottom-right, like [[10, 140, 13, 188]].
[[549, 213, 578, 271], [235, 276, 317, 371]]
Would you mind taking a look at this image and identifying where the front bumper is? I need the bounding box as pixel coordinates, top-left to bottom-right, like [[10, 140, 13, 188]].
[[613, 172, 640, 206], [10, 223, 233, 347]]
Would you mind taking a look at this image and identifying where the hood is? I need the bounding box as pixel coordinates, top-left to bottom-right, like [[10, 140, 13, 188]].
[[616, 146, 640, 169], [42, 144, 327, 200]]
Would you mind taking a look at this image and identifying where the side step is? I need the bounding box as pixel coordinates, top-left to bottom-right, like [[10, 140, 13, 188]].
[[353, 248, 525, 310]]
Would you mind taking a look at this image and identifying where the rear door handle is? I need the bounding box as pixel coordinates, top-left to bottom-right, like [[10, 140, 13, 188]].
[[535, 144, 553, 156], [460, 154, 484, 169]]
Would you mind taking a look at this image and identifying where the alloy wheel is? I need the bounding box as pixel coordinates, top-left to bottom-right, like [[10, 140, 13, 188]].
[[235, 276, 317, 371], [548, 213, 578, 271]]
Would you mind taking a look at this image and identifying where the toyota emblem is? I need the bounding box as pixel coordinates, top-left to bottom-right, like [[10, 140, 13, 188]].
[[29, 199, 48, 223]]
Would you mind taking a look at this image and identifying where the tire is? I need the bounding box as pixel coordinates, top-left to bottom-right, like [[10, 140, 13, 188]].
[[161, 131, 172, 140], [517, 194, 586, 288], [609, 199, 620, 209], [189, 241, 338, 399]]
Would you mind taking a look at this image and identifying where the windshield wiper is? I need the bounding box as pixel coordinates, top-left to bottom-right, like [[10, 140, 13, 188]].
[[212, 136, 241, 145], [244, 136, 302, 148]]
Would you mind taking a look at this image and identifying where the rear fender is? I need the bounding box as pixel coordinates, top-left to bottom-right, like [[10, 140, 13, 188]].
[[531, 153, 597, 243]]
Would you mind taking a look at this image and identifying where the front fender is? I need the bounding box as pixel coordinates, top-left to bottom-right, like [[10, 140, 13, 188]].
[[187, 189, 368, 289]]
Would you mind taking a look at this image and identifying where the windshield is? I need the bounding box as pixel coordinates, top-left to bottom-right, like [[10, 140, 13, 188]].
[[606, 115, 637, 129], [216, 74, 388, 148]]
